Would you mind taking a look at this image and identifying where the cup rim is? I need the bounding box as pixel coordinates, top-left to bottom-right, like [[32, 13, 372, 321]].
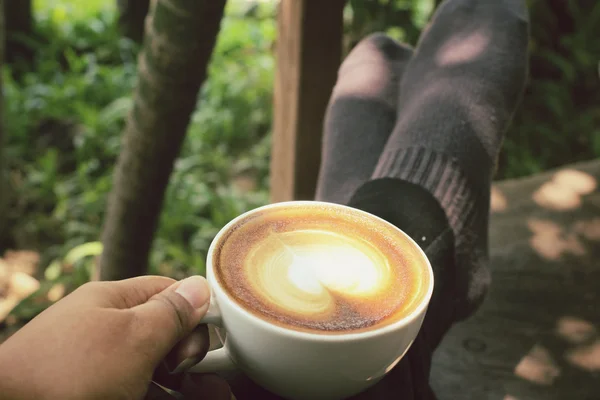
[[205, 200, 435, 342]]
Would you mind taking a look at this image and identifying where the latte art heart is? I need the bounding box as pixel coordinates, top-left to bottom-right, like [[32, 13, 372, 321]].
[[246, 230, 393, 320], [214, 204, 430, 334]]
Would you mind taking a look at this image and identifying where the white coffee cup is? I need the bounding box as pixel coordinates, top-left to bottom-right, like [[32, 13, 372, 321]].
[[189, 201, 434, 400]]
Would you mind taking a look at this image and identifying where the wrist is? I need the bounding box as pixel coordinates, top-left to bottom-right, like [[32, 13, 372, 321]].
[[0, 341, 47, 400]]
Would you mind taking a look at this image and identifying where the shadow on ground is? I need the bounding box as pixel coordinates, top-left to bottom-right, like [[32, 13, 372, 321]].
[[432, 159, 600, 400]]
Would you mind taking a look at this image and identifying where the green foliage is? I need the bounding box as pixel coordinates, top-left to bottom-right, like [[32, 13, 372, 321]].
[[4, 3, 136, 264], [498, 0, 600, 179], [35, 0, 114, 21], [4, 5, 136, 265], [4, 1, 274, 280], [345, 0, 436, 47]]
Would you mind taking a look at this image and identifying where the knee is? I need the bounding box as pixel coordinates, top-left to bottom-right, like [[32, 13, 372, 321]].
[[357, 33, 402, 53], [347, 33, 412, 65], [334, 33, 413, 104]]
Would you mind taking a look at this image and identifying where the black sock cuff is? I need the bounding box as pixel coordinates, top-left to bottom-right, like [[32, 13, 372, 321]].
[[347, 178, 451, 243], [372, 147, 483, 233], [348, 178, 458, 345], [371, 147, 491, 319]]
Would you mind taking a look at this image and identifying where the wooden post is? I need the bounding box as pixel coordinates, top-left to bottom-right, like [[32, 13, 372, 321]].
[[270, 0, 345, 202]]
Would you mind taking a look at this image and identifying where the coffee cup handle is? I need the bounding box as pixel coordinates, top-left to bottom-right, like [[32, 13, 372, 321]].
[[188, 300, 236, 373]]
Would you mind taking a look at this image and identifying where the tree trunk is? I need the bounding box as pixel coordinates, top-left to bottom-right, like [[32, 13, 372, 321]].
[[4, 0, 33, 64], [99, 0, 227, 281], [117, 0, 151, 43], [0, 0, 6, 248]]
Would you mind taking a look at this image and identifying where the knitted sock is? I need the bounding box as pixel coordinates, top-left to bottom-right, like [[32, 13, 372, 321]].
[[372, 0, 529, 320], [347, 179, 456, 348], [315, 33, 413, 205], [347, 179, 455, 400]]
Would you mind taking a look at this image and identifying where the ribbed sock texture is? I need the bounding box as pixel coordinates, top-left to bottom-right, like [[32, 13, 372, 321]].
[[347, 178, 456, 349], [315, 33, 413, 205], [373, 0, 530, 320], [347, 179, 454, 399]]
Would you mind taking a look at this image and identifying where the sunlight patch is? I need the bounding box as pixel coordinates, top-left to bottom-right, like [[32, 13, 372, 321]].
[[533, 169, 597, 211], [514, 344, 560, 385], [556, 316, 596, 345]]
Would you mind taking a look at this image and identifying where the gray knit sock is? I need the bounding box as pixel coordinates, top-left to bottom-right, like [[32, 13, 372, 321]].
[[315, 33, 413, 205], [373, 0, 529, 319]]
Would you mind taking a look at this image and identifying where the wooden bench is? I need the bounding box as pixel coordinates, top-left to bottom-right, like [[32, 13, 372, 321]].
[[431, 159, 600, 399]]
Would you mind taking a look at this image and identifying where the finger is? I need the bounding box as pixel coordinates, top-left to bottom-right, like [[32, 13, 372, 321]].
[[111, 276, 178, 308], [131, 276, 211, 363], [152, 362, 184, 392], [144, 382, 179, 400], [153, 325, 210, 389], [181, 374, 232, 400], [165, 325, 210, 374], [72, 276, 177, 309]]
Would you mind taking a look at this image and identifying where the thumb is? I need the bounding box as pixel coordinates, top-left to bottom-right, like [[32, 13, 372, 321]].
[[131, 276, 211, 361]]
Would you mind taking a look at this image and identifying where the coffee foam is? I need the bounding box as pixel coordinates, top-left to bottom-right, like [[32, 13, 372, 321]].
[[214, 204, 430, 334]]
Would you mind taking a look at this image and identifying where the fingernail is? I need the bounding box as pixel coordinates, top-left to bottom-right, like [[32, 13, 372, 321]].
[[175, 276, 210, 309], [169, 357, 198, 375]]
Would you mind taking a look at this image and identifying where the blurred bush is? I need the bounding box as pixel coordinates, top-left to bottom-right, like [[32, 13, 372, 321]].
[[500, 0, 600, 179], [3, 1, 274, 280]]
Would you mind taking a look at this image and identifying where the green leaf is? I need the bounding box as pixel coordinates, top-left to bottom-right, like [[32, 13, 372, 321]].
[[98, 96, 133, 126], [45, 260, 63, 281], [64, 242, 104, 266]]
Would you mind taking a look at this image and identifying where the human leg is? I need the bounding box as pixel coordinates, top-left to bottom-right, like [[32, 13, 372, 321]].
[[315, 33, 413, 205]]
